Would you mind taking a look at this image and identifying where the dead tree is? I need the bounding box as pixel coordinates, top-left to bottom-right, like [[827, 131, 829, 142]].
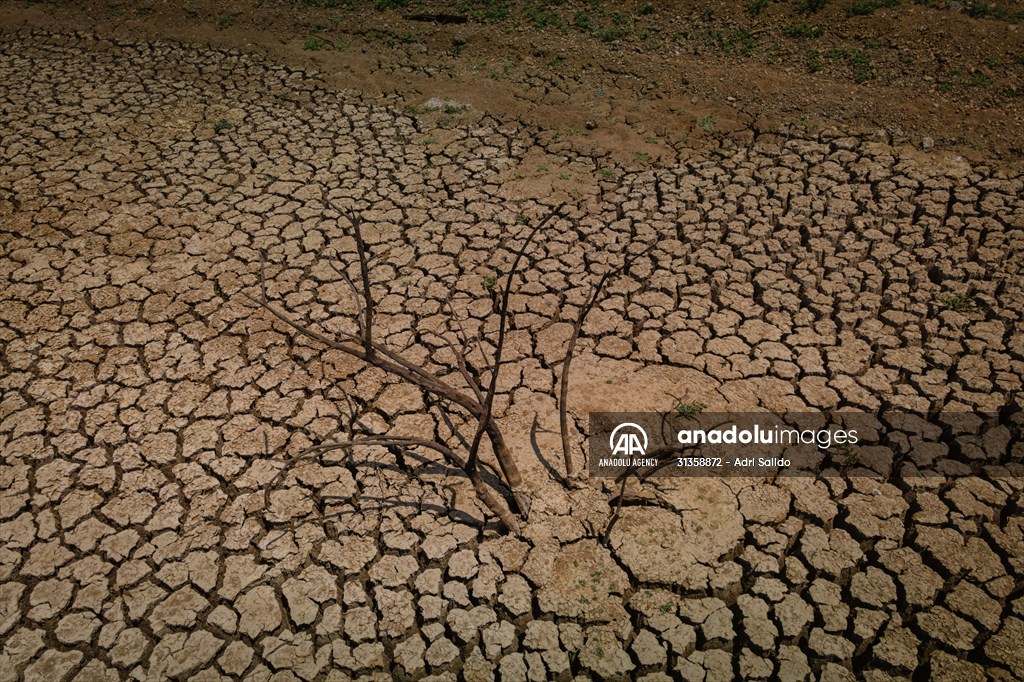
[[247, 204, 648, 534]]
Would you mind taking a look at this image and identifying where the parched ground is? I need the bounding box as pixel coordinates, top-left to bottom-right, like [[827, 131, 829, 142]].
[[1, 14, 1023, 682]]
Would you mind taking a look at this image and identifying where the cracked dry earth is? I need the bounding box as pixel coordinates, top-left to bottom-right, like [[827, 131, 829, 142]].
[[1, 27, 1024, 682]]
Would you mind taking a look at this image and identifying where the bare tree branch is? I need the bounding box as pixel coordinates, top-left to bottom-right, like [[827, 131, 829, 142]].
[[464, 204, 564, 514], [263, 434, 520, 534], [346, 210, 375, 354], [559, 242, 657, 481]]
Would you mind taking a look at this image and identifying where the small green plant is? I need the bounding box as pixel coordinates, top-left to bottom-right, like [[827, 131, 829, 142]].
[[675, 401, 708, 417], [969, 71, 993, 87], [849, 50, 874, 82], [424, 136, 439, 145], [213, 119, 232, 133], [482, 275, 497, 291], [698, 114, 716, 132], [573, 11, 594, 30], [600, 168, 615, 179], [941, 294, 977, 311], [645, 136, 659, 143], [216, 14, 235, 29], [638, 3, 655, 15], [488, 61, 514, 80], [846, 0, 899, 15], [634, 151, 650, 163], [807, 49, 824, 72], [597, 27, 629, 42], [449, 41, 467, 57], [964, 2, 1024, 22], [528, 2, 564, 30], [796, 0, 830, 13], [747, 0, 769, 15], [558, 172, 571, 180], [536, 163, 549, 172], [783, 23, 822, 38], [659, 601, 674, 613], [303, 37, 327, 50], [548, 55, 564, 67], [461, 0, 510, 23]]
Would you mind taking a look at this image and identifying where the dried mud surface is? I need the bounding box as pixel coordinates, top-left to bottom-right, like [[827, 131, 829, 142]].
[[1, 24, 1024, 682]]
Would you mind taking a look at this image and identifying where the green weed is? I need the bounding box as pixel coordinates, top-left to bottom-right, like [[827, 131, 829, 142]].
[[747, 0, 769, 15], [846, 0, 899, 15], [597, 26, 629, 42], [675, 401, 708, 417], [796, 0, 829, 13], [941, 294, 977, 311]]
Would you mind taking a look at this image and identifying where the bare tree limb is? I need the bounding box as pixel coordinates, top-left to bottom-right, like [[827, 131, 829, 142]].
[[465, 203, 564, 514], [264, 434, 520, 533], [559, 242, 657, 481], [345, 210, 374, 354]]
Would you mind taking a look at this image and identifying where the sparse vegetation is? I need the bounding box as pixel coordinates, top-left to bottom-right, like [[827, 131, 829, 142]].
[[783, 23, 822, 38], [597, 26, 629, 42], [488, 61, 513, 80], [303, 36, 327, 50], [573, 11, 594, 31], [213, 119, 232, 133], [941, 294, 977, 311], [807, 49, 825, 72], [796, 0, 830, 13], [846, 0, 899, 16], [216, 14, 235, 29], [374, 0, 411, 10], [747, 0, 770, 15], [527, 1, 564, 30], [698, 114, 717, 132], [708, 28, 757, 56], [302, 0, 355, 7], [675, 401, 708, 417], [963, 1, 1024, 23], [460, 0, 510, 23]]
